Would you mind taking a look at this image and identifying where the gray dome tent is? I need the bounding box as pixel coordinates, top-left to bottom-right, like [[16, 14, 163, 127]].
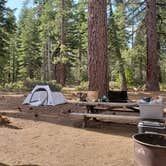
[[23, 85, 67, 106]]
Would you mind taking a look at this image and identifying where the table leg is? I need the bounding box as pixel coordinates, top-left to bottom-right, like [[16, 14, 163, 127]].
[[82, 116, 89, 128], [86, 105, 95, 113]]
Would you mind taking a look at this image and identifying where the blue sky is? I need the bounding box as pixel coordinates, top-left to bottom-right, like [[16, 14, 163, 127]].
[[6, 0, 33, 19]]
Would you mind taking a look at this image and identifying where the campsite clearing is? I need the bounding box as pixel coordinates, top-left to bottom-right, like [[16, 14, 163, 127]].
[[0, 91, 166, 166]]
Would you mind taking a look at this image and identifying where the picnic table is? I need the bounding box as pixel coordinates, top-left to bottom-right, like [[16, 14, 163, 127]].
[[72, 101, 139, 113], [70, 101, 140, 127]]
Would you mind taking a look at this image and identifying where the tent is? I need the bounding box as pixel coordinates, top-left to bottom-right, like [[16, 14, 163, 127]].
[[23, 85, 67, 106]]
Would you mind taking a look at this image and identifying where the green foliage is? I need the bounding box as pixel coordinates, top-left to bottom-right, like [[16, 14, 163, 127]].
[[0, 0, 165, 91], [109, 81, 120, 90], [0, 2, 17, 83], [75, 81, 88, 91], [23, 78, 62, 91], [125, 68, 134, 85], [53, 56, 68, 64], [48, 80, 62, 91], [2, 81, 25, 92], [0, 0, 8, 57], [0, 79, 62, 92], [160, 83, 166, 91], [17, 6, 41, 80], [157, 0, 166, 57]]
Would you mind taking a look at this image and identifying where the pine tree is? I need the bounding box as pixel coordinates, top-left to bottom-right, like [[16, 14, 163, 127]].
[[0, 1, 18, 83], [108, 0, 127, 90], [145, 0, 160, 91], [88, 0, 108, 97], [0, 0, 8, 57], [17, 5, 41, 80]]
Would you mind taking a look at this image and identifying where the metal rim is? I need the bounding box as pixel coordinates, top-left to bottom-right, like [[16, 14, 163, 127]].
[[132, 133, 166, 149]]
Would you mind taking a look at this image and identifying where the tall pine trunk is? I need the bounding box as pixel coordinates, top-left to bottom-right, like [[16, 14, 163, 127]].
[[43, 43, 47, 81], [47, 39, 51, 80], [145, 0, 159, 91], [139, 54, 143, 81], [55, 0, 66, 86], [88, 0, 109, 98]]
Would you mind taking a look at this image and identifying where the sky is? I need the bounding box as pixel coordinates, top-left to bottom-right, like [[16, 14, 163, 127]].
[[6, 0, 33, 19]]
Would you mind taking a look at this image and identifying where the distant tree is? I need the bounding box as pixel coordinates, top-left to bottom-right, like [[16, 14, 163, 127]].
[[88, 0, 108, 97], [0, 0, 8, 57], [0, 1, 18, 83], [68, 0, 88, 82], [37, 0, 73, 85], [17, 6, 41, 80], [108, 0, 127, 90], [1, 0, 165, 89], [156, 0, 166, 83], [5, 10, 17, 82]]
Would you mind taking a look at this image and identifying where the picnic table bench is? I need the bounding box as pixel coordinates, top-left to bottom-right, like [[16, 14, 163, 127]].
[[70, 112, 140, 128]]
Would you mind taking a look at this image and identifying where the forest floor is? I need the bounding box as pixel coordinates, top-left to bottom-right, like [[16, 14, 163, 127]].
[[0, 89, 166, 166]]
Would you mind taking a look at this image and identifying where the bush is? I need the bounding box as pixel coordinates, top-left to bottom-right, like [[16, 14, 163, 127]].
[[75, 82, 89, 91], [76, 81, 122, 91], [23, 78, 42, 90], [125, 68, 135, 85], [160, 83, 166, 91], [47, 80, 62, 91], [109, 81, 120, 90], [3, 81, 25, 92], [23, 78, 62, 91], [0, 79, 62, 92]]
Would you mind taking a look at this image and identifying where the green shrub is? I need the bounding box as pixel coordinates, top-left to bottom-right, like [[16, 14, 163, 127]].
[[47, 80, 62, 91], [12, 81, 25, 91], [75, 82, 88, 91], [109, 81, 120, 90], [23, 78, 41, 90], [3, 81, 25, 92], [76, 81, 122, 91], [160, 83, 166, 91], [23, 78, 62, 91], [0, 85, 3, 91], [125, 68, 134, 85], [0, 79, 62, 92]]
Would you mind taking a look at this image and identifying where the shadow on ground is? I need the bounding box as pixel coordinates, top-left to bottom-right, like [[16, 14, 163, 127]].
[[4, 92, 166, 137], [0, 103, 139, 138], [0, 123, 22, 130], [0, 163, 40, 166]]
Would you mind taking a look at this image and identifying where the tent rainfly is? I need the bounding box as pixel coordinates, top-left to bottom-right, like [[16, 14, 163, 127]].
[[23, 85, 67, 106]]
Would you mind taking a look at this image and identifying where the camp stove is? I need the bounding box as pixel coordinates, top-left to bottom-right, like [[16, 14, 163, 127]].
[[138, 120, 166, 134]]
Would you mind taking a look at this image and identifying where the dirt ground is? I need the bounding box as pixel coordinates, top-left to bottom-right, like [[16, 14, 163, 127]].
[[0, 90, 166, 166]]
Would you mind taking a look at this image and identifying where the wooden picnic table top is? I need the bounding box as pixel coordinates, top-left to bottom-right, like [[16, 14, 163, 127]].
[[70, 101, 138, 107]]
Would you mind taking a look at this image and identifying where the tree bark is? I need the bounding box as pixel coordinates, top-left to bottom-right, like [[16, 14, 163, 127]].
[[12, 45, 16, 82], [88, 0, 109, 98], [116, 48, 127, 91], [43, 43, 47, 81], [139, 54, 143, 81], [47, 39, 51, 80], [55, 62, 66, 85], [55, 0, 66, 86], [145, 0, 160, 91]]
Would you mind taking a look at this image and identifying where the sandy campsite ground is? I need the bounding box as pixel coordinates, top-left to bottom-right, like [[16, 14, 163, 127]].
[[0, 90, 166, 166]]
